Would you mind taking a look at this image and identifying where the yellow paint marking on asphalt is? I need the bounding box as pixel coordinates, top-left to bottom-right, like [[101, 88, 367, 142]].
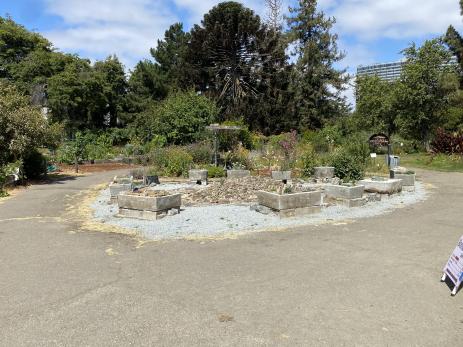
[[0, 216, 62, 223], [105, 248, 118, 256]]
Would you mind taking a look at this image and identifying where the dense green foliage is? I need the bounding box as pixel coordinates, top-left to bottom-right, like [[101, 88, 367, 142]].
[[355, 40, 459, 148]]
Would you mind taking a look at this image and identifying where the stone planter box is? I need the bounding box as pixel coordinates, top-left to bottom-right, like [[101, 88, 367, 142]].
[[325, 184, 364, 200], [117, 192, 181, 220], [189, 169, 208, 185], [358, 178, 402, 194], [314, 167, 335, 179], [257, 190, 322, 218], [271, 170, 292, 182], [227, 169, 251, 179], [394, 173, 415, 186], [109, 182, 132, 201]]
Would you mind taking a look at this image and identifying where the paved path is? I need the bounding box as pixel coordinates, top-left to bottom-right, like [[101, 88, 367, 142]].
[[1, 170, 462, 346]]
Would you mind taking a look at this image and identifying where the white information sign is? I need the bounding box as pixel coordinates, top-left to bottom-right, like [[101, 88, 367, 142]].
[[370, 153, 377, 158], [442, 236, 463, 295]]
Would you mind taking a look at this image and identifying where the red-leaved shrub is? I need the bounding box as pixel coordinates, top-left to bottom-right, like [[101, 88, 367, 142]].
[[431, 128, 463, 154]]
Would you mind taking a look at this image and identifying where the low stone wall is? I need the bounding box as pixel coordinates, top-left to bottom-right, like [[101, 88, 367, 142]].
[[271, 171, 292, 182], [227, 170, 251, 179]]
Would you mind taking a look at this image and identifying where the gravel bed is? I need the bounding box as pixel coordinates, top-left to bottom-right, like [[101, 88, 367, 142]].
[[90, 181, 428, 240]]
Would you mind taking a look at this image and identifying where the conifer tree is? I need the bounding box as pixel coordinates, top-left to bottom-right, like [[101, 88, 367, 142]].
[[286, 0, 348, 130]]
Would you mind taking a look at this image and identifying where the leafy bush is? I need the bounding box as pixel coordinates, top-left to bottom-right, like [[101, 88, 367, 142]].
[[143, 135, 167, 153], [187, 142, 213, 164], [223, 144, 252, 169], [330, 149, 366, 182], [55, 142, 76, 164], [302, 125, 343, 152], [150, 146, 193, 177], [203, 164, 226, 178], [216, 120, 253, 150], [0, 165, 8, 196], [22, 149, 47, 179], [85, 133, 114, 161], [129, 168, 145, 179], [144, 90, 218, 145], [299, 145, 319, 177], [431, 128, 463, 154]]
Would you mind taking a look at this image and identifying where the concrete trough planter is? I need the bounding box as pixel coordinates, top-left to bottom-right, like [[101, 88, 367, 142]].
[[394, 173, 415, 187], [117, 192, 181, 220], [257, 190, 322, 218], [227, 169, 251, 179], [324, 184, 364, 200], [109, 182, 132, 201], [189, 169, 208, 185], [358, 178, 402, 195], [314, 167, 335, 179], [271, 170, 292, 183]]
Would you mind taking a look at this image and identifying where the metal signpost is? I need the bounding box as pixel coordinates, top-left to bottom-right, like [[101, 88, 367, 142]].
[[205, 124, 241, 166], [442, 235, 463, 296]]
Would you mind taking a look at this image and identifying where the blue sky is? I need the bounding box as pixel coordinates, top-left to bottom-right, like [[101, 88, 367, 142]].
[[2, 0, 463, 104]]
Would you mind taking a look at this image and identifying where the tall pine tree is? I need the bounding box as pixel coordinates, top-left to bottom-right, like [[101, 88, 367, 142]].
[[445, 0, 463, 87], [286, 0, 348, 130]]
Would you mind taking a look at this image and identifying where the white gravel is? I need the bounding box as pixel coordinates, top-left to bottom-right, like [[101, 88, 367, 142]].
[[90, 182, 428, 240]]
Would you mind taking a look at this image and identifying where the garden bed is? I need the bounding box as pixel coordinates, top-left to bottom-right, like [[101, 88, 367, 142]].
[[91, 181, 428, 240]]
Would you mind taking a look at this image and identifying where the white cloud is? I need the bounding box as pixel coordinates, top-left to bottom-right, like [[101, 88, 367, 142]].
[[320, 0, 463, 40], [43, 0, 281, 69]]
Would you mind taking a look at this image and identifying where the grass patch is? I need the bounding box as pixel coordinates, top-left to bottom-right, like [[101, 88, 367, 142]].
[[400, 153, 463, 172]]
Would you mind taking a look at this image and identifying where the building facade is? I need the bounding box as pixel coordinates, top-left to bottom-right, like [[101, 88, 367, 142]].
[[357, 61, 405, 82], [357, 57, 458, 82]]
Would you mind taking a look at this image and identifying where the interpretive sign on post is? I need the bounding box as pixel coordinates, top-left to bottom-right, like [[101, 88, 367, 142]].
[[441, 235, 463, 296]]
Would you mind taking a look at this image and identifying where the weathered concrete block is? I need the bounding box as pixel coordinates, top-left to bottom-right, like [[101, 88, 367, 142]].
[[271, 171, 292, 182], [394, 173, 415, 186], [227, 169, 251, 179], [358, 178, 402, 194], [109, 182, 132, 200], [118, 192, 181, 212], [189, 169, 208, 185], [118, 208, 170, 220], [325, 184, 364, 200], [257, 190, 321, 211], [314, 167, 335, 179], [337, 197, 367, 208], [278, 206, 322, 218]]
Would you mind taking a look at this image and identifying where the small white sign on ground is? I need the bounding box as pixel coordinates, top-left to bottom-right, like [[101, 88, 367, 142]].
[[442, 235, 463, 296], [370, 153, 377, 158]]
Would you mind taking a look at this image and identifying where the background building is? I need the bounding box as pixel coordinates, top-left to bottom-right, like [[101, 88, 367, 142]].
[[357, 57, 458, 82], [357, 61, 406, 81]]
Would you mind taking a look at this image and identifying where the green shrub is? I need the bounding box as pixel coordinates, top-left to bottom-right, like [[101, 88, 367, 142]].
[[223, 144, 252, 169], [151, 147, 193, 177], [216, 120, 253, 150], [203, 164, 226, 178], [86, 133, 114, 161], [144, 90, 218, 145], [143, 135, 167, 153], [55, 142, 76, 164], [187, 142, 213, 164], [0, 166, 7, 196], [299, 146, 319, 177], [330, 149, 365, 182], [23, 149, 47, 179]]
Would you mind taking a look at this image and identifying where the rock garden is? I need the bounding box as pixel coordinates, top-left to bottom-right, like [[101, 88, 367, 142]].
[[90, 130, 427, 240]]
